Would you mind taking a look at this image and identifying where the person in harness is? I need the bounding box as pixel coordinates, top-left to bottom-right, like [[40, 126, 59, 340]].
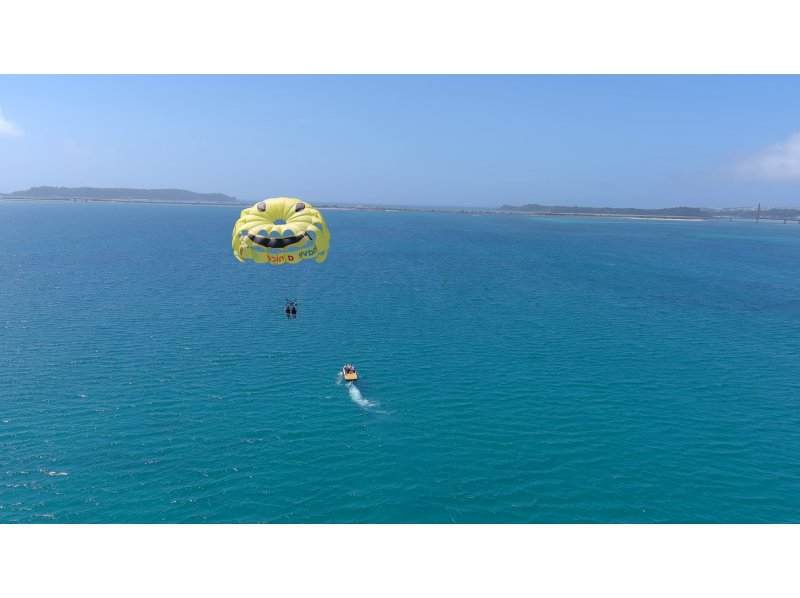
[[285, 298, 298, 319]]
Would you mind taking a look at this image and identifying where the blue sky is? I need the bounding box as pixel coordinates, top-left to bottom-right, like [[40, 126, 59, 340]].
[[2, 75, 800, 208]]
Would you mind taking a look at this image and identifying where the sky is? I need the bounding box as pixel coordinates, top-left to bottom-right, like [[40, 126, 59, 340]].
[[2, 75, 800, 208]]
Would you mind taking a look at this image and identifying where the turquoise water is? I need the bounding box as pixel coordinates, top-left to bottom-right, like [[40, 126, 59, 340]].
[[2, 202, 800, 523]]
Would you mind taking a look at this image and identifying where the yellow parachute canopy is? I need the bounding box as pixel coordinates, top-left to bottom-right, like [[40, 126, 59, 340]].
[[232, 198, 330, 265]]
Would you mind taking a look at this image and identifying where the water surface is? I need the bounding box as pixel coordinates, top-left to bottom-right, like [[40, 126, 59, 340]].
[[2, 202, 800, 522]]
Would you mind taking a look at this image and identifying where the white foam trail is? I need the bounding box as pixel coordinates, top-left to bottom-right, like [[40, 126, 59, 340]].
[[347, 382, 376, 409]]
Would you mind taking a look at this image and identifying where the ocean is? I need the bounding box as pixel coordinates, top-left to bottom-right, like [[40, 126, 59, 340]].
[[2, 201, 800, 523]]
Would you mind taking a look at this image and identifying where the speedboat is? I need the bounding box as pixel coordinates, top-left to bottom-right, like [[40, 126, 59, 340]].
[[342, 364, 358, 382]]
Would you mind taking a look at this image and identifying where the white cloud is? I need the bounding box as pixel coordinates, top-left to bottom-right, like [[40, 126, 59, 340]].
[[736, 132, 800, 180], [0, 107, 23, 136]]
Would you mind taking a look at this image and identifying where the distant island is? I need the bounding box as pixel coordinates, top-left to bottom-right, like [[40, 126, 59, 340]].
[[4, 189, 798, 221], [498, 203, 800, 221], [317, 202, 800, 221], [0, 186, 241, 205]]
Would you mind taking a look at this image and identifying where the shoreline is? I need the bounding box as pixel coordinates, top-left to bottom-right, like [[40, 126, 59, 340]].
[[318, 205, 711, 221], [3, 197, 793, 223], [0, 197, 242, 207]]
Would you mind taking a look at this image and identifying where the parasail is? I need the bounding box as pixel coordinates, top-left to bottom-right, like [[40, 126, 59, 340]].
[[231, 197, 330, 265]]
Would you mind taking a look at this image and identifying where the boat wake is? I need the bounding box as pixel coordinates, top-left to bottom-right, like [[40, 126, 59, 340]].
[[346, 382, 377, 409], [336, 371, 379, 410]]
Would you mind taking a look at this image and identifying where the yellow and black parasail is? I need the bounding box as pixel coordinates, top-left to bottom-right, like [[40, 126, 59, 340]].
[[232, 197, 330, 265]]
